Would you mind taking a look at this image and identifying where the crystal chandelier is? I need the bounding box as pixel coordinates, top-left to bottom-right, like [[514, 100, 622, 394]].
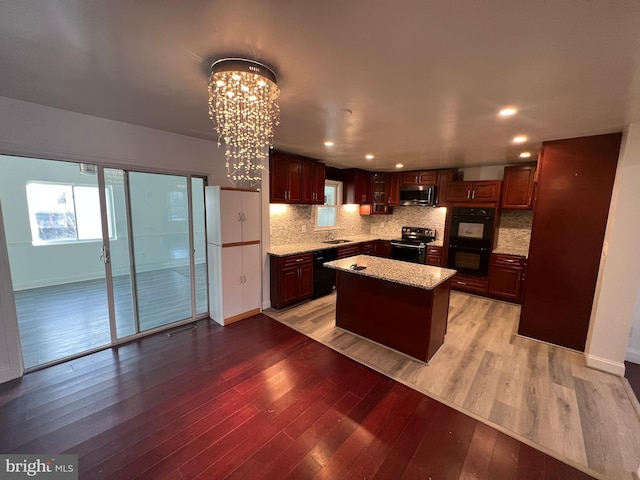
[[208, 58, 280, 187]]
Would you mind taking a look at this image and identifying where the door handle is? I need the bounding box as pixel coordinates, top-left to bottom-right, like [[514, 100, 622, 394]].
[[100, 245, 110, 265]]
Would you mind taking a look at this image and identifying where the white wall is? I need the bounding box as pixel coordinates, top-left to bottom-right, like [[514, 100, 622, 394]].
[[586, 124, 640, 374]]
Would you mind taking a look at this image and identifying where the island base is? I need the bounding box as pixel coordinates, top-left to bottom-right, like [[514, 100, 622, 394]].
[[335, 270, 451, 363]]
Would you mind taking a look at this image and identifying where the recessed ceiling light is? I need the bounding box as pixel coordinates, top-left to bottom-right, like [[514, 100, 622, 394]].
[[519, 151, 532, 158], [365, 154, 374, 160], [512, 135, 528, 144], [324, 141, 334, 147], [396, 163, 403, 169], [499, 107, 518, 117]]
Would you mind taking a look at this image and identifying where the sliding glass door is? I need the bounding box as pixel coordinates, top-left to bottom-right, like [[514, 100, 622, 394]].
[[0, 155, 112, 368], [0, 155, 208, 369]]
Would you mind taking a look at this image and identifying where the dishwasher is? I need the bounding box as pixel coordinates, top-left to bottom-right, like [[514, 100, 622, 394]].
[[312, 248, 338, 298]]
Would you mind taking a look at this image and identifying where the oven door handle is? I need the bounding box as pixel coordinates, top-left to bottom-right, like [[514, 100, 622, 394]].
[[391, 242, 425, 250], [449, 244, 489, 252]]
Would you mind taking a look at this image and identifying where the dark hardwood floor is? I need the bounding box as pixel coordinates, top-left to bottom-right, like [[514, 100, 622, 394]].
[[625, 361, 640, 402], [0, 314, 595, 479], [14, 264, 207, 369]]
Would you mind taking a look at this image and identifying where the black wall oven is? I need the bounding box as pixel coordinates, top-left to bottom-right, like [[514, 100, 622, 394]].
[[447, 207, 495, 276]]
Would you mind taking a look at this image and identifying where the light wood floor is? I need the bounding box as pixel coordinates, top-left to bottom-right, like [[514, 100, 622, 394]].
[[265, 291, 640, 480]]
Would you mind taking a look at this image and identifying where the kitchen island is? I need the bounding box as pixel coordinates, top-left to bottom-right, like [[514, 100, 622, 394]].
[[324, 255, 456, 363]]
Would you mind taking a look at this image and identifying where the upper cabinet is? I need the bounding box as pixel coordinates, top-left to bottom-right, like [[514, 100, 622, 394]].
[[501, 164, 536, 209], [301, 158, 326, 205], [435, 168, 460, 206], [447, 180, 502, 203], [269, 150, 325, 205], [401, 170, 437, 186], [205, 186, 260, 245], [343, 168, 371, 204]]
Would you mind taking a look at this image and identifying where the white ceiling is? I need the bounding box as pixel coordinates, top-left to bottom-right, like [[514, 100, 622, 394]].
[[1, 1, 639, 171]]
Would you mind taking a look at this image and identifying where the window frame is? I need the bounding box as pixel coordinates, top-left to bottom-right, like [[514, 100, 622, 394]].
[[26, 181, 117, 246], [314, 180, 342, 231]]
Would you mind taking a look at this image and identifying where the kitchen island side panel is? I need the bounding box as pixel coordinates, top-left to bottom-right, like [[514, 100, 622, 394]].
[[334, 270, 449, 362]]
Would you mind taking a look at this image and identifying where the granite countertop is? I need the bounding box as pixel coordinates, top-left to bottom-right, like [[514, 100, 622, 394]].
[[324, 255, 457, 290], [492, 246, 529, 258], [269, 235, 443, 257], [269, 234, 393, 257]]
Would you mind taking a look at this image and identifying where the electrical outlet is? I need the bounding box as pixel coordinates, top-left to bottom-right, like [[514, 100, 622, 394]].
[[301, 225, 307, 233]]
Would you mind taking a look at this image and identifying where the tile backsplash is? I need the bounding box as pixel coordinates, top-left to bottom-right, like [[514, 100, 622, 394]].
[[269, 204, 447, 246], [495, 210, 534, 252]]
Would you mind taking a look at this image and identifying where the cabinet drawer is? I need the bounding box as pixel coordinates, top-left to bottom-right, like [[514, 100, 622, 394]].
[[281, 253, 314, 268], [492, 254, 525, 267], [427, 246, 442, 255], [451, 274, 488, 293], [337, 244, 362, 259]]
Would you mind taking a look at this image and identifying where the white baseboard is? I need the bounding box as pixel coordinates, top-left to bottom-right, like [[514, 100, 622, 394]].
[[262, 300, 271, 310], [585, 353, 626, 376], [626, 347, 640, 365]]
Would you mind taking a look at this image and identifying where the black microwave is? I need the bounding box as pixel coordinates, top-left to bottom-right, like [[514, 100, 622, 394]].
[[399, 185, 436, 206]]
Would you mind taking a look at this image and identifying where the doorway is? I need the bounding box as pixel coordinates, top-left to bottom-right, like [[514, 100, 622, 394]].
[[0, 155, 208, 369]]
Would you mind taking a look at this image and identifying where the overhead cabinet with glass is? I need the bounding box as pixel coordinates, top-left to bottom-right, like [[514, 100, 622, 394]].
[[269, 150, 325, 204]]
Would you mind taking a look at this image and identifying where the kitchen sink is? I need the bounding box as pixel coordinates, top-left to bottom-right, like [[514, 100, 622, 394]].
[[322, 239, 352, 244]]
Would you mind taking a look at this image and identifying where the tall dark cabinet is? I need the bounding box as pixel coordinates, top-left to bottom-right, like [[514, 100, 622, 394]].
[[518, 133, 622, 351]]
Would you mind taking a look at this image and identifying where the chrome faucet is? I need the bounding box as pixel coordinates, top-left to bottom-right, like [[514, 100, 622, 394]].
[[325, 230, 334, 241]]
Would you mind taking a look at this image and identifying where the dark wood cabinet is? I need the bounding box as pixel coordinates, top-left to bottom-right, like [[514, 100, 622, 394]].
[[270, 150, 325, 205], [301, 158, 326, 205], [365, 172, 394, 214], [376, 240, 391, 258], [388, 173, 401, 206], [451, 273, 489, 294], [401, 171, 437, 186], [435, 169, 459, 206], [501, 165, 536, 209], [270, 253, 314, 309], [426, 245, 443, 266], [518, 133, 622, 351], [447, 180, 501, 203], [343, 169, 371, 204], [488, 254, 525, 303], [337, 243, 362, 259]]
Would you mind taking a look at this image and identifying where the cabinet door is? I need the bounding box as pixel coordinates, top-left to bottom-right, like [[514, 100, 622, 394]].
[[269, 153, 289, 203], [241, 243, 261, 312], [220, 189, 243, 244], [302, 159, 326, 205], [356, 170, 371, 203], [287, 157, 303, 203], [426, 246, 442, 266], [489, 264, 523, 301], [436, 169, 458, 206], [221, 246, 244, 319], [299, 264, 314, 299], [281, 267, 301, 305], [472, 180, 501, 202], [240, 191, 260, 242], [388, 173, 401, 206], [501, 165, 536, 209], [418, 171, 437, 185], [447, 182, 473, 202], [401, 172, 419, 185]]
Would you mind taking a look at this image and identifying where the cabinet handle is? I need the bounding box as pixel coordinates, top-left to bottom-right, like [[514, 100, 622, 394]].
[[472, 190, 476, 199], [504, 259, 515, 263], [458, 281, 467, 285], [467, 190, 471, 199], [295, 258, 304, 262]]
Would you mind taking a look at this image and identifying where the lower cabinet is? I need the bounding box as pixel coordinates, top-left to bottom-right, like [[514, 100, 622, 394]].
[[426, 245, 443, 266], [209, 243, 261, 325], [451, 274, 489, 294], [488, 254, 525, 303], [270, 253, 314, 310], [337, 244, 362, 259]]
